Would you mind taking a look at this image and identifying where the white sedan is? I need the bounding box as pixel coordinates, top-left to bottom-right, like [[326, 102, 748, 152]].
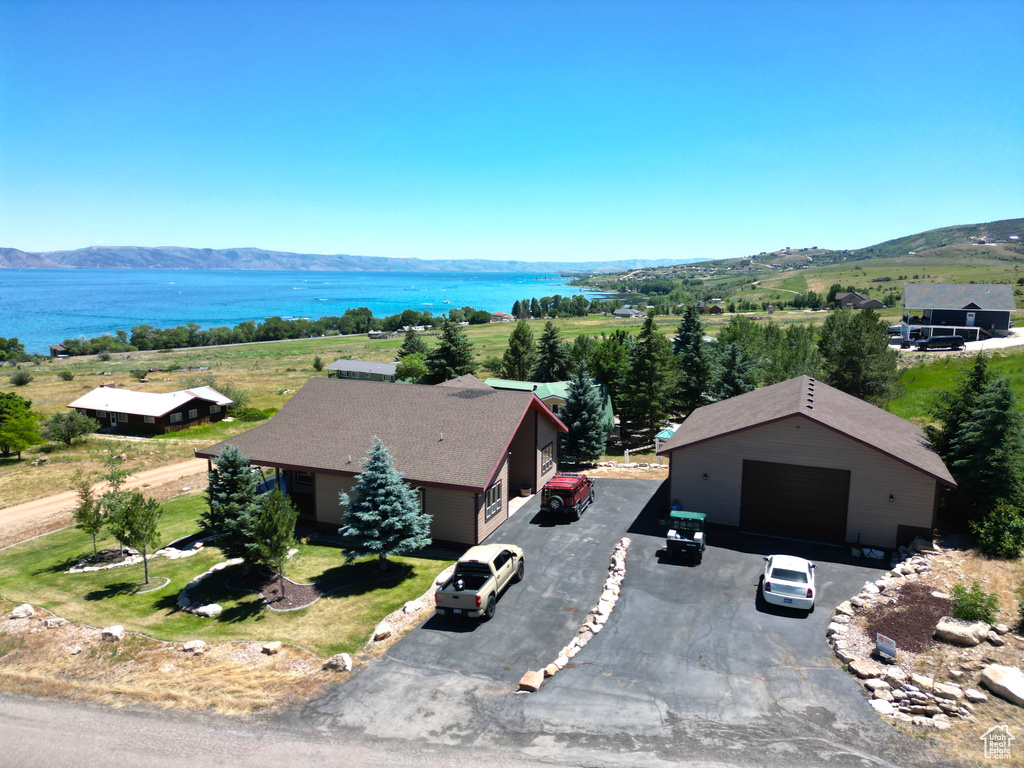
[[761, 555, 816, 612]]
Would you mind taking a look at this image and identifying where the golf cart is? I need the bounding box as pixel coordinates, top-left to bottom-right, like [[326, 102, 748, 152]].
[[666, 510, 706, 565]]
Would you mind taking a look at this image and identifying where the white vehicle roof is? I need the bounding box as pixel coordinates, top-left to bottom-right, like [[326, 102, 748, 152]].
[[768, 555, 813, 573]]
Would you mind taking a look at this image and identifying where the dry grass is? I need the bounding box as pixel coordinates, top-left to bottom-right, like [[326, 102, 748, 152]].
[[0, 597, 332, 714]]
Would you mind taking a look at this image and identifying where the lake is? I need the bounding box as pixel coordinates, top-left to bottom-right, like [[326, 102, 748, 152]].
[[0, 269, 604, 354]]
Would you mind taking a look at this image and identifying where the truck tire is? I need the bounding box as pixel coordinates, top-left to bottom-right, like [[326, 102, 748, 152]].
[[548, 496, 563, 511], [483, 595, 496, 621], [513, 559, 525, 583]]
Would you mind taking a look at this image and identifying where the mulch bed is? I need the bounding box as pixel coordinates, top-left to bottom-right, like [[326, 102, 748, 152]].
[[863, 581, 952, 653], [227, 560, 407, 611]]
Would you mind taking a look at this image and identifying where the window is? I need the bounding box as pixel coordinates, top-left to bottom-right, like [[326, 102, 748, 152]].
[[96, 410, 107, 418], [364, 372, 370, 379], [209, 404, 221, 414], [550, 403, 561, 415], [188, 408, 198, 419], [484, 481, 502, 520], [541, 443, 554, 473], [295, 471, 314, 486], [143, 416, 155, 424], [169, 412, 182, 424], [413, 487, 424, 512], [117, 412, 128, 423]]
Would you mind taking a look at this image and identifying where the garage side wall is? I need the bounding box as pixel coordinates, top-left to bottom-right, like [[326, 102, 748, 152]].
[[314, 474, 357, 526], [666, 415, 938, 549]]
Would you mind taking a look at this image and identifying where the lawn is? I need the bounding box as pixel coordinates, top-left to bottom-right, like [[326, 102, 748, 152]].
[[0, 493, 452, 657]]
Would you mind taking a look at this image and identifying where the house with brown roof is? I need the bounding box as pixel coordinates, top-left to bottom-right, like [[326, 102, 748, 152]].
[[197, 377, 567, 546], [68, 385, 233, 435], [656, 376, 955, 549], [834, 291, 885, 310]]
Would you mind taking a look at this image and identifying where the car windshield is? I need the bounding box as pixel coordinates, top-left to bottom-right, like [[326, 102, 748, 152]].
[[770, 567, 808, 583]]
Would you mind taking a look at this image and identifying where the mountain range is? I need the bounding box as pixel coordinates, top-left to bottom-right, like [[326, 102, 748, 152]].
[[0, 245, 707, 274]]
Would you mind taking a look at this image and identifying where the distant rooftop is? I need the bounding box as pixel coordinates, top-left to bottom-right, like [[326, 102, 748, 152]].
[[325, 358, 398, 375]]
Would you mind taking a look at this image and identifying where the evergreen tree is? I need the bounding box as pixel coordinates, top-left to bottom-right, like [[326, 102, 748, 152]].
[[72, 472, 104, 556], [926, 354, 992, 463], [818, 308, 902, 405], [424, 318, 477, 384], [559, 363, 610, 464], [511, 300, 523, 319], [500, 320, 537, 380], [339, 438, 432, 570], [111, 491, 163, 583], [714, 342, 756, 401], [619, 312, 675, 446], [672, 305, 715, 415], [252, 488, 299, 598], [202, 445, 260, 561], [397, 327, 428, 359], [530, 298, 541, 318], [591, 330, 632, 408], [568, 334, 598, 370], [948, 378, 1024, 519], [532, 321, 571, 382]]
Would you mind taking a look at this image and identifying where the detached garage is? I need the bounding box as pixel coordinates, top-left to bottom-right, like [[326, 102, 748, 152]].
[[657, 376, 956, 550]]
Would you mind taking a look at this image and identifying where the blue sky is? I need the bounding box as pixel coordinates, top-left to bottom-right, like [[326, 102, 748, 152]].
[[1, 0, 1021, 262]]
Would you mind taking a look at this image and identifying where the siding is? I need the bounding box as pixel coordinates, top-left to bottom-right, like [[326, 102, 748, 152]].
[[536, 415, 559, 484], [477, 458, 509, 541], [314, 473, 357, 526], [667, 414, 937, 549], [508, 411, 537, 492], [427, 486, 478, 546]]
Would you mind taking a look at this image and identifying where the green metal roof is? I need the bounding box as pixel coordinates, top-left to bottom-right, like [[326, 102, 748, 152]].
[[485, 378, 615, 430]]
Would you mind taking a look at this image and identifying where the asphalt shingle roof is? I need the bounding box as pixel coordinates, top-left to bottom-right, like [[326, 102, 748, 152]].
[[902, 283, 1017, 311], [68, 386, 232, 418], [657, 376, 955, 486], [197, 377, 566, 491]]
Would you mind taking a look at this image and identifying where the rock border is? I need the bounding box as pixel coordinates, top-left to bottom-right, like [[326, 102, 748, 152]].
[[67, 539, 210, 574], [517, 537, 631, 693], [826, 536, 1009, 729]]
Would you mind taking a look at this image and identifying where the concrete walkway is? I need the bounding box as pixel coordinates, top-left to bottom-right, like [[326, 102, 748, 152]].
[[0, 457, 208, 532]]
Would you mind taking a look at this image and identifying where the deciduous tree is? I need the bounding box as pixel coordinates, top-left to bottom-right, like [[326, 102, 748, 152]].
[[72, 472, 104, 556], [110, 491, 163, 583], [42, 411, 99, 446], [339, 438, 432, 570], [395, 352, 428, 383]]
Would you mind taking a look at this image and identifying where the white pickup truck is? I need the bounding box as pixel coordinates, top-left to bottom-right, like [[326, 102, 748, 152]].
[[434, 544, 524, 621]]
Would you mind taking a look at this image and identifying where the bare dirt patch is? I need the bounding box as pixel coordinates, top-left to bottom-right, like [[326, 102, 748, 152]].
[[863, 582, 951, 653]]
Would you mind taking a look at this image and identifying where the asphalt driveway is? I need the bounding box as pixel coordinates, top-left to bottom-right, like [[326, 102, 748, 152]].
[[301, 478, 952, 767]]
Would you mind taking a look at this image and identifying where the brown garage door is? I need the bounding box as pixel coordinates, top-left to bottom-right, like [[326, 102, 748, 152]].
[[740, 460, 850, 544]]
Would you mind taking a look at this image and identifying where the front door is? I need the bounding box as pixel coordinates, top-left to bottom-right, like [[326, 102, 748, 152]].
[[109, 413, 118, 427], [966, 312, 976, 327]]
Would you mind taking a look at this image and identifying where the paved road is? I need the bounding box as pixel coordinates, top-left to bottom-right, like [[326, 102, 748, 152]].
[[0, 458, 208, 531]]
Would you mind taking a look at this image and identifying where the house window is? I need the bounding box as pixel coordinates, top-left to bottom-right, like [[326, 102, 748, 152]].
[[295, 471, 314, 486], [117, 412, 128, 423], [550, 403, 560, 415], [96, 410, 107, 418], [484, 481, 502, 520], [169, 412, 182, 424], [188, 408, 198, 420], [143, 416, 155, 424], [413, 487, 424, 512], [364, 372, 370, 379], [209, 404, 221, 414], [541, 443, 554, 473]]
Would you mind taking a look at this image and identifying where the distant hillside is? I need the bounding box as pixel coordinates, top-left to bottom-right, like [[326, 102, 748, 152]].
[[0, 245, 706, 274]]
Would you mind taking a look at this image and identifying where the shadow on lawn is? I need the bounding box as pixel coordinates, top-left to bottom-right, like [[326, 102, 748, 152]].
[[34, 554, 84, 575], [84, 581, 140, 601]]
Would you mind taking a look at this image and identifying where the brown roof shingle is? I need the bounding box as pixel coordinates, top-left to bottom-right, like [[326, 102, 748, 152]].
[[658, 375, 955, 486], [197, 377, 566, 492]]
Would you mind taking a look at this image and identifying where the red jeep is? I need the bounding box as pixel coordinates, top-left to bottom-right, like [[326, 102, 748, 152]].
[[540, 473, 595, 520]]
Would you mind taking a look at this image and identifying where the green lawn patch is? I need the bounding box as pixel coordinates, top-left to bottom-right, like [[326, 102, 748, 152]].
[[0, 492, 452, 657]]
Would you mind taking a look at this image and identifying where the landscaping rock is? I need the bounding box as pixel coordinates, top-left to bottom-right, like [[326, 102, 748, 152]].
[[262, 641, 283, 655], [323, 653, 353, 673], [935, 617, 989, 646], [554, 655, 569, 670], [933, 682, 962, 701], [835, 601, 855, 617], [988, 631, 1006, 647], [10, 604, 34, 619], [965, 688, 988, 703], [849, 658, 883, 679], [981, 665, 1024, 707], [910, 674, 934, 691], [518, 670, 543, 692], [869, 699, 894, 716], [864, 678, 890, 692], [826, 622, 846, 636], [101, 625, 124, 642], [43, 617, 67, 629], [883, 668, 909, 687], [372, 622, 392, 642], [544, 664, 558, 678], [993, 623, 1011, 635], [182, 640, 206, 655], [69, 646, 83, 655], [850, 596, 867, 608], [194, 604, 223, 618]]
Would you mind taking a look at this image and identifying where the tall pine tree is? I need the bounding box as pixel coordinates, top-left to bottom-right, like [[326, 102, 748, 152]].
[[532, 321, 571, 382], [202, 445, 260, 562], [620, 312, 675, 447], [818, 308, 902, 405], [500, 320, 537, 380], [424, 318, 477, 384], [672, 305, 715, 415], [926, 354, 992, 463], [397, 327, 428, 359], [714, 342, 756, 401], [559, 363, 610, 464], [339, 439, 432, 570]]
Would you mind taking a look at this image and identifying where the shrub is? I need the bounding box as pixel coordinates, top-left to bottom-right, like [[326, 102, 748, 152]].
[[130, 369, 148, 381], [971, 503, 1024, 559], [58, 370, 75, 381], [950, 581, 999, 624], [233, 406, 278, 422], [99, 352, 112, 362], [313, 355, 324, 372], [9, 370, 32, 386]]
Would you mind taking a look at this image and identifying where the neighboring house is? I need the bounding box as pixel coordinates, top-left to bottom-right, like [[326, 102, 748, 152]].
[[196, 378, 567, 546], [696, 301, 723, 315], [325, 358, 398, 382], [49, 343, 67, 358], [901, 283, 1016, 342], [490, 311, 515, 323], [68, 385, 233, 435], [657, 376, 955, 549], [834, 291, 885, 310], [484, 377, 615, 435], [613, 308, 644, 319]]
